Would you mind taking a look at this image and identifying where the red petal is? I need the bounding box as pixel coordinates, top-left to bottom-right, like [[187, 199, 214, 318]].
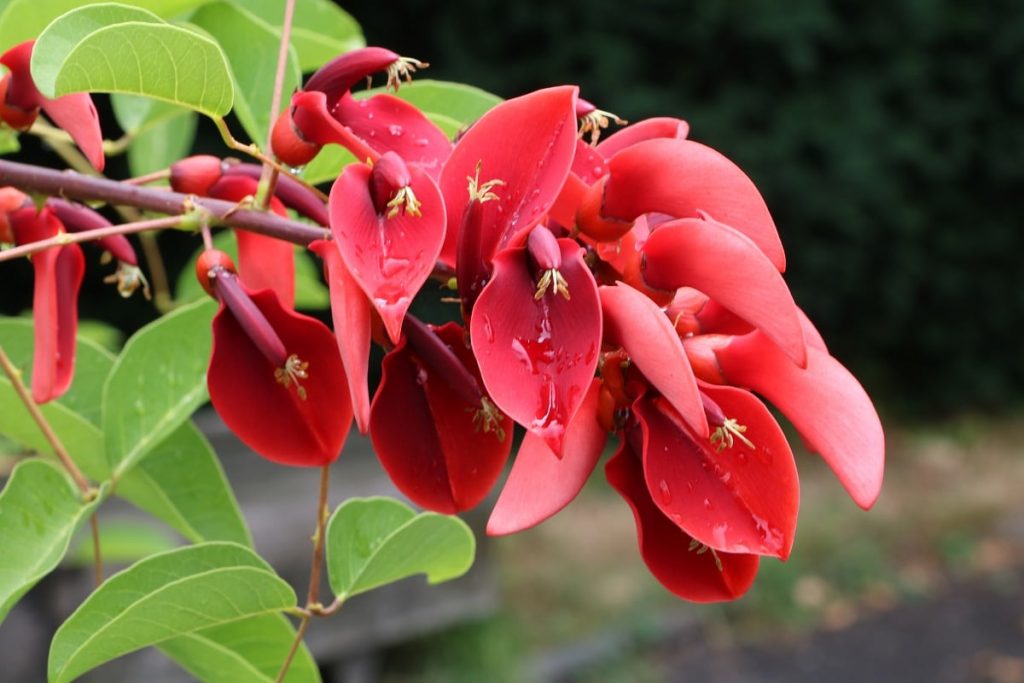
[[370, 323, 512, 513], [798, 307, 828, 352], [208, 288, 351, 467], [332, 92, 452, 177], [470, 240, 601, 455], [596, 116, 690, 158], [328, 161, 445, 344], [548, 170, 587, 230], [439, 86, 579, 265], [643, 216, 807, 367], [208, 175, 296, 307], [718, 332, 885, 509], [290, 90, 376, 161], [636, 390, 798, 559], [40, 93, 105, 171], [487, 379, 606, 535], [569, 138, 608, 186], [310, 240, 371, 434], [29, 243, 83, 404], [602, 138, 785, 271], [600, 282, 708, 439], [606, 439, 759, 602]]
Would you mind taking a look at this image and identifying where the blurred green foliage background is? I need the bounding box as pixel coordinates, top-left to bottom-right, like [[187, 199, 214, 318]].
[[344, 0, 1023, 416]]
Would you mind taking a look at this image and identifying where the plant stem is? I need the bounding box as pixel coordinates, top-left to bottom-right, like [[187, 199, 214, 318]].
[[274, 615, 310, 683], [137, 232, 175, 313], [0, 215, 184, 263], [0, 160, 329, 245], [0, 347, 92, 495], [258, 0, 297, 213], [90, 515, 103, 586]]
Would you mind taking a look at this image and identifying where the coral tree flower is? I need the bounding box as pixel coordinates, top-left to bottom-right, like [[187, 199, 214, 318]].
[[0, 40, 105, 171], [197, 249, 351, 467]]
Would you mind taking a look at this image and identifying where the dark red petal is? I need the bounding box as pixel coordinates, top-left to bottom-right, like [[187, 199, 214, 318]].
[[309, 239, 371, 434], [439, 85, 579, 265], [40, 93, 104, 171], [208, 288, 352, 467], [304, 46, 402, 106], [602, 138, 785, 271], [636, 389, 799, 559], [606, 440, 759, 602], [0, 41, 41, 114], [223, 163, 329, 226], [595, 116, 690, 158], [471, 240, 601, 455], [328, 161, 445, 344], [718, 331, 885, 509], [643, 216, 807, 367], [208, 175, 296, 308], [46, 198, 136, 264], [600, 282, 708, 439], [332, 92, 452, 177], [487, 379, 606, 535], [370, 323, 512, 513]]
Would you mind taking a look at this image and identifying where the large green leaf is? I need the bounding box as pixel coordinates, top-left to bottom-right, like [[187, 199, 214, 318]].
[[238, 0, 363, 73], [174, 230, 329, 310], [102, 298, 215, 478], [384, 79, 502, 128], [30, 3, 233, 117], [0, 460, 103, 623], [66, 519, 179, 567], [159, 613, 320, 683], [0, 0, 212, 51], [299, 143, 358, 186], [190, 1, 300, 145], [325, 497, 475, 602], [112, 94, 199, 176], [116, 420, 251, 546], [48, 542, 295, 683]]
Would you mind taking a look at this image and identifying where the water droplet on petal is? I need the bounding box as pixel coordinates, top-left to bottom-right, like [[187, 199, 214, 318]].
[[388, 124, 404, 137], [658, 480, 673, 505]]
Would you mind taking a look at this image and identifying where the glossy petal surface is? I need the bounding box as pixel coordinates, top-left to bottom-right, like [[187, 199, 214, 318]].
[[488, 379, 606, 535], [40, 93, 104, 171], [596, 116, 690, 158]]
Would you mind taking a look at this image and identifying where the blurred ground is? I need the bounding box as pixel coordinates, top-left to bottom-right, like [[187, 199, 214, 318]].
[[376, 415, 1024, 682]]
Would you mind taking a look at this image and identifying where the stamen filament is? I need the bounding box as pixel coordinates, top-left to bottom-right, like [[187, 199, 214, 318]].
[[710, 418, 755, 453], [534, 268, 571, 300]]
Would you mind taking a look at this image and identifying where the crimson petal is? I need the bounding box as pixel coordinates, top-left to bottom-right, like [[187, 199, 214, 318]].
[[606, 439, 759, 602], [487, 379, 606, 536], [40, 93, 104, 171], [600, 282, 708, 438], [635, 390, 798, 559], [310, 240, 371, 434], [471, 240, 601, 455], [208, 288, 351, 467], [602, 138, 785, 271], [29, 243, 83, 404], [328, 160, 445, 344], [370, 323, 512, 513], [718, 331, 885, 509], [438, 86, 579, 265], [643, 215, 806, 367]]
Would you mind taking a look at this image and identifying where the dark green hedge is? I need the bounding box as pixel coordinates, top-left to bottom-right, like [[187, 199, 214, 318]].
[[346, 0, 1023, 415]]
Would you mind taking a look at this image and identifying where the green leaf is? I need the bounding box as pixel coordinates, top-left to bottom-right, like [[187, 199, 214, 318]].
[[112, 94, 199, 176], [325, 496, 475, 602], [190, 1, 300, 145], [299, 143, 358, 186], [159, 613, 321, 683], [102, 298, 216, 477], [0, 126, 20, 155], [174, 230, 329, 310], [0, 459, 103, 623], [30, 3, 233, 117], [115, 420, 252, 546], [238, 0, 364, 73], [383, 80, 502, 129], [47, 542, 296, 683], [0, 0, 213, 51], [66, 519, 178, 567]]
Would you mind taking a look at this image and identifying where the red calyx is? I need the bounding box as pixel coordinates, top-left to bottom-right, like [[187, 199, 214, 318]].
[[170, 155, 228, 196]]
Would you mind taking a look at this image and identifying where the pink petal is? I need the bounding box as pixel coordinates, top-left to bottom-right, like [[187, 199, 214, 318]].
[[28, 242, 83, 404], [606, 439, 759, 602], [487, 379, 606, 535], [470, 239, 601, 455], [596, 116, 690, 158], [328, 160, 445, 344], [439, 86, 579, 265], [310, 240, 371, 434], [370, 323, 512, 513], [602, 138, 785, 271], [635, 390, 799, 559], [569, 138, 608, 186], [718, 331, 885, 509], [600, 282, 708, 438], [643, 216, 807, 367], [208, 288, 352, 467], [40, 93, 105, 171]]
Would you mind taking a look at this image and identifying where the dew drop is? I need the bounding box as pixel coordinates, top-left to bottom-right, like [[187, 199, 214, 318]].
[[703, 497, 713, 510], [482, 315, 495, 343], [592, 165, 605, 177], [414, 137, 429, 147], [658, 480, 673, 505], [388, 124, 404, 137]]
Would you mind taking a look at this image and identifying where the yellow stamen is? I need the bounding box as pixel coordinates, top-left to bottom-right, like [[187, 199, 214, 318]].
[[534, 268, 571, 301], [386, 185, 422, 218], [688, 539, 724, 572], [386, 57, 428, 92], [467, 161, 504, 203], [579, 108, 628, 146], [710, 418, 755, 453], [103, 261, 151, 300], [471, 397, 507, 442], [274, 353, 310, 400]]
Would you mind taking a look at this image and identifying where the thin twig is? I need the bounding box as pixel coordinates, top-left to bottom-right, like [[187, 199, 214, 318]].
[[90, 515, 103, 586], [258, 0, 297, 212], [274, 615, 310, 683], [137, 232, 175, 313], [124, 168, 171, 186], [0, 215, 184, 263]]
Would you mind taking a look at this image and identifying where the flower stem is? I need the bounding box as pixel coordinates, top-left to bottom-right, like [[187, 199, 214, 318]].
[[0, 215, 184, 263], [90, 515, 103, 586], [258, 0, 297, 213], [274, 615, 310, 683]]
